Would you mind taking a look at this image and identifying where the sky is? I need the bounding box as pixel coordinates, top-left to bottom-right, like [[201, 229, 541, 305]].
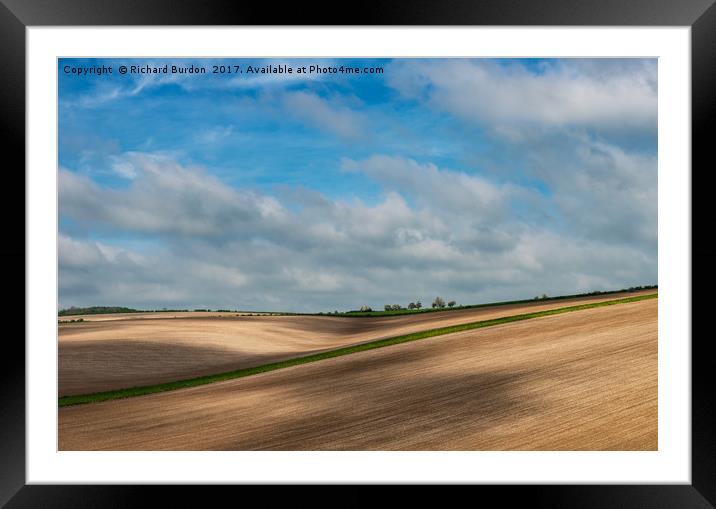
[[58, 58, 657, 312]]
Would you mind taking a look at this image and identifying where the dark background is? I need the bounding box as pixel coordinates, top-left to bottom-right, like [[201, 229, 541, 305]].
[[1, 0, 712, 506]]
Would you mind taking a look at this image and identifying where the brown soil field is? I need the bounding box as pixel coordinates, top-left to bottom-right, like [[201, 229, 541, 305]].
[[58, 290, 654, 396], [59, 298, 657, 451]]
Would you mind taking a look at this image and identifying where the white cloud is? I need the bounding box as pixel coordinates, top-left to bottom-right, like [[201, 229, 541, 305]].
[[60, 153, 290, 238], [282, 91, 367, 140], [195, 125, 235, 145], [341, 155, 517, 220], [520, 133, 657, 248], [386, 59, 657, 130], [109, 156, 139, 179]]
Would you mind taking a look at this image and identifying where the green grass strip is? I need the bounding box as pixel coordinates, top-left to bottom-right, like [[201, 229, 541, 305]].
[[58, 292, 657, 407]]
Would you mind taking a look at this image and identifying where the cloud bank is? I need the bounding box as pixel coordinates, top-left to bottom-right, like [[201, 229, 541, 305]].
[[59, 150, 656, 311]]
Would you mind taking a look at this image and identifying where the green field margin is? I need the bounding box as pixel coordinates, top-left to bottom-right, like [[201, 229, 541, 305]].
[[59, 292, 657, 407]]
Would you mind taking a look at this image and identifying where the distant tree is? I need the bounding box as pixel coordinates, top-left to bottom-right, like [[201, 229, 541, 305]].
[[447, 300, 456, 307], [408, 302, 416, 309], [58, 305, 141, 317], [385, 304, 392, 311], [360, 305, 373, 312], [432, 297, 446, 308], [416, 300, 422, 309], [541, 294, 548, 300]]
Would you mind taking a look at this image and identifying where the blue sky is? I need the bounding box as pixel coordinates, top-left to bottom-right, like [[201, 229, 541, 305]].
[[58, 58, 657, 311]]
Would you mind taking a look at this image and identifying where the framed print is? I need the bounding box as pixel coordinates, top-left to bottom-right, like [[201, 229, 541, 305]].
[[2, 0, 712, 506]]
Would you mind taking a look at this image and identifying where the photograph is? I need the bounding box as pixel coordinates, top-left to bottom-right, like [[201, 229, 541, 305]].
[[56, 56, 658, 451]]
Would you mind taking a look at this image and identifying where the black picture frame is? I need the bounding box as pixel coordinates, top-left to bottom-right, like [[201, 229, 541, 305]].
[[2, 0, 712, 506]]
